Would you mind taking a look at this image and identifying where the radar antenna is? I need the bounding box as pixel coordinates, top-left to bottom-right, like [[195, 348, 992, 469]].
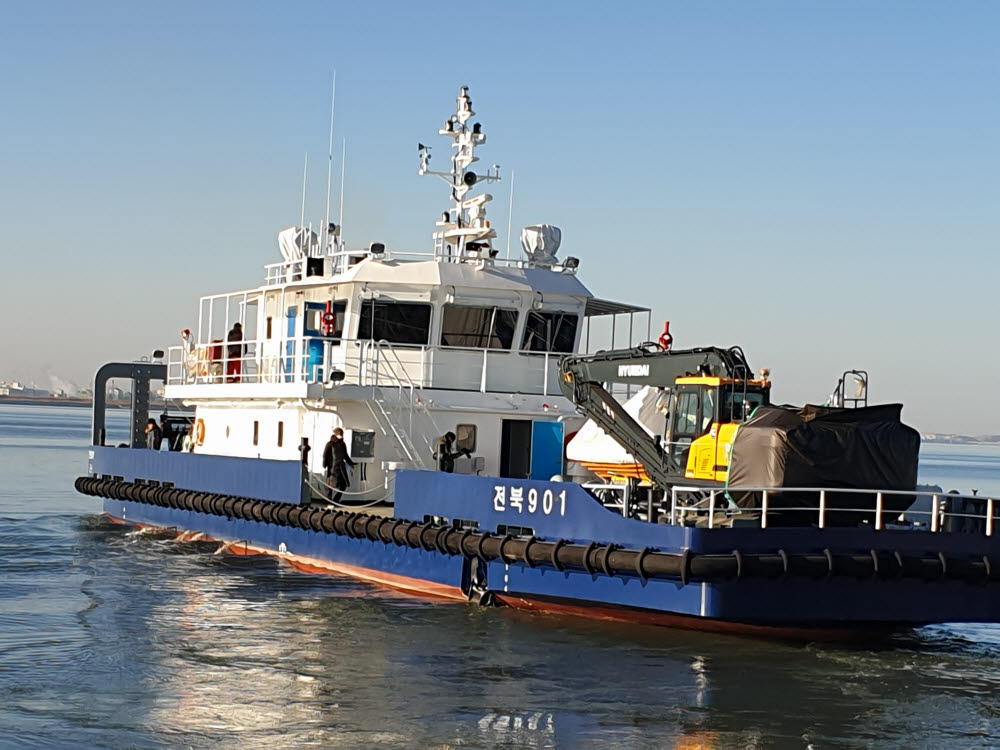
[[418, 86, 501, 262]]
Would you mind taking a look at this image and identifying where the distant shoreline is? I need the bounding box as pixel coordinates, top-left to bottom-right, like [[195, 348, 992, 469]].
[[0, 396, 130, 409]]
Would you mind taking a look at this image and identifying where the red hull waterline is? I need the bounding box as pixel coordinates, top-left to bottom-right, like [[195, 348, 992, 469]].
[[105, 514, 901, 642]]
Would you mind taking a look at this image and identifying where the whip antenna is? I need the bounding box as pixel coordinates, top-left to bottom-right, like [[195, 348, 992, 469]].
[[300, 152, 308, 229], [323, 71, 336, 251], [338, 136, 346, 241], [505, 169, 515, 260]]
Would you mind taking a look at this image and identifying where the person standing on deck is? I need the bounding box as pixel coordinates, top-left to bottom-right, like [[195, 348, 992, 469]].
[[180, 328, 197, 382], [226, 322, 244, 383], [144, 419, 161, 450], [322, 428, 355, 504], [433, 431, 469, 473]]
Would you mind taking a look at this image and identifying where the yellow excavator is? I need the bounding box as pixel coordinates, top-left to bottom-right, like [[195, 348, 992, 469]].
[[559, 344, 770, 488]]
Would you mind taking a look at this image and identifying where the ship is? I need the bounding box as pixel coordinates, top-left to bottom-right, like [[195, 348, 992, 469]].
[[77, 87, 1000, 639]]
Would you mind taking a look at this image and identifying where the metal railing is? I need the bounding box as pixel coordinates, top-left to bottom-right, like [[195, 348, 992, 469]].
[[165, 337, 561, 394], [263, 248, 536, 288], [666, 485, 998, 536]]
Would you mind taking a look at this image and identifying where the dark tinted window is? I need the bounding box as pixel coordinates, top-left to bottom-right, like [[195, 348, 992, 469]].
[[357, 301, 432, 346], [521, 311, 578, 353], [441, 305, 518, 349]]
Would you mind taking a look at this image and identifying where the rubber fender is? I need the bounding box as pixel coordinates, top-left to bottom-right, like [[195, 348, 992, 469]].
[[274, 504, 293, 525], [201, 494, 219, 515], [221, 497, 239, 518], [232, 499, 252, 520], [259, 502, 277, 525], [333, 512, 351, 536], [352, 514, 371, 539], [302, 507, 322, 531], [550, 539, 566, 571], [286, 506, 308, 529], [306, 508, 325, 533], [247, 500, 266, 523], [176, 491, 192, 511], [196, 494, 214, 514], [581, 541, 597, 575], [320, 510, 336, 534], [149, 486, 165, 506], [599, 544, 616, 578], [434, 525, 452, 555], [475, 532, 492, 562], [635, 547, 652, 581], [389, 520, 407, 546], [520, 537, 536, 567], [159, 486, 175, 508], [401, 520, 421, 548], [376, 518, 393, 544]]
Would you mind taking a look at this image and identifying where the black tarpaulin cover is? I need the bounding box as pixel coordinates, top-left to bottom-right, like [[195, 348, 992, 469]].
[[726, 404, 920, 527]]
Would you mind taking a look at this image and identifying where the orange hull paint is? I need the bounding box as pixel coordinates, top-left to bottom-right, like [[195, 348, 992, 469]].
[[494, 594, 891, 642], [104, 513, 464, 603]]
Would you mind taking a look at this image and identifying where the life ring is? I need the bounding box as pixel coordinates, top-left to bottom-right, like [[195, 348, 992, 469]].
[[321, 311, 336, 336], [194, 418, 206, 446], [658, 321, 673, 350]]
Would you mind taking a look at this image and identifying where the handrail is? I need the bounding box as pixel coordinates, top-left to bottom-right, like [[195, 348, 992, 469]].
[[164, 336, 561, 395], [667, 485, 999, 537]]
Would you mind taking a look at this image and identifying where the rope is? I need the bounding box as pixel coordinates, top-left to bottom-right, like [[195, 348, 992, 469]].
[[304, 473, 394, 509]]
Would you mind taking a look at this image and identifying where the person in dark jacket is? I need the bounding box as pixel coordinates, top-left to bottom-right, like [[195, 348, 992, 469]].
[[434, 431, 469, 473], [144, 419, 162, 450], [226, 322, 244, 383], [322, 428, 355, 503]]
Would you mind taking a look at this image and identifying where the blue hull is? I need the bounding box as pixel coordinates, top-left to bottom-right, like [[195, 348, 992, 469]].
[[89, 446, 1000, 633]]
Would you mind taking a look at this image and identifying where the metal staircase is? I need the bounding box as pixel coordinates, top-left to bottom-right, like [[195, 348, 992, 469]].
[[361, 340, 442, 469]]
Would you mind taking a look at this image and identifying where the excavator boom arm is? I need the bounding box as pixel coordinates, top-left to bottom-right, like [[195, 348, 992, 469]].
[[558, 345, 754, 488]]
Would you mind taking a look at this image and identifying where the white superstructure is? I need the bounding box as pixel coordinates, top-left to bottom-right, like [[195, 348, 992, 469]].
[[164, 87, 649, 501]]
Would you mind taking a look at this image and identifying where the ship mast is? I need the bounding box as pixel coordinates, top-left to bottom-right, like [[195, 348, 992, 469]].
[[418, 86, 501, 262]]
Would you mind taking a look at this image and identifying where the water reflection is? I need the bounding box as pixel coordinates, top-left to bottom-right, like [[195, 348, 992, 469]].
[[3, 403, 1000, 747], [77, 529, 1000, 748]]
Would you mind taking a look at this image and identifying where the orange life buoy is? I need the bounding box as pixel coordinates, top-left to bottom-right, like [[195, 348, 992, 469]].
[[194, 418, 206, 446]]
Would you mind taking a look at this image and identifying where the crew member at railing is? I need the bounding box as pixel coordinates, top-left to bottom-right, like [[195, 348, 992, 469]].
[[180, 329, 197, 383], [226, 323, 245, 383]]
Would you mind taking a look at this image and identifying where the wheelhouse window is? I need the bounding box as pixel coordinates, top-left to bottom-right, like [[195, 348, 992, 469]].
[[357, 301, 432, 346], [440, 305, 518, 349], [521, 311, 579, 353]]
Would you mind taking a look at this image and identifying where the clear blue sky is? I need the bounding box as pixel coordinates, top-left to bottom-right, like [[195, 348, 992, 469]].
[[1, 1, 997, 434]]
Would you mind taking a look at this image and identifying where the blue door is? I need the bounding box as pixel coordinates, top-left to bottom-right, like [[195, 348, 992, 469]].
[[303, 302, 325, 381], [284, 306, 297, 382], [530, 421, 563, 480]]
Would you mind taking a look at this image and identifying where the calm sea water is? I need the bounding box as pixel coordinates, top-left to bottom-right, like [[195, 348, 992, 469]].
[[2, 403, 999, 749]]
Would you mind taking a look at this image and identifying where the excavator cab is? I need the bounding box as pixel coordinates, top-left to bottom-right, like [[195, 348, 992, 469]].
[[667, 376, 770, 482]]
